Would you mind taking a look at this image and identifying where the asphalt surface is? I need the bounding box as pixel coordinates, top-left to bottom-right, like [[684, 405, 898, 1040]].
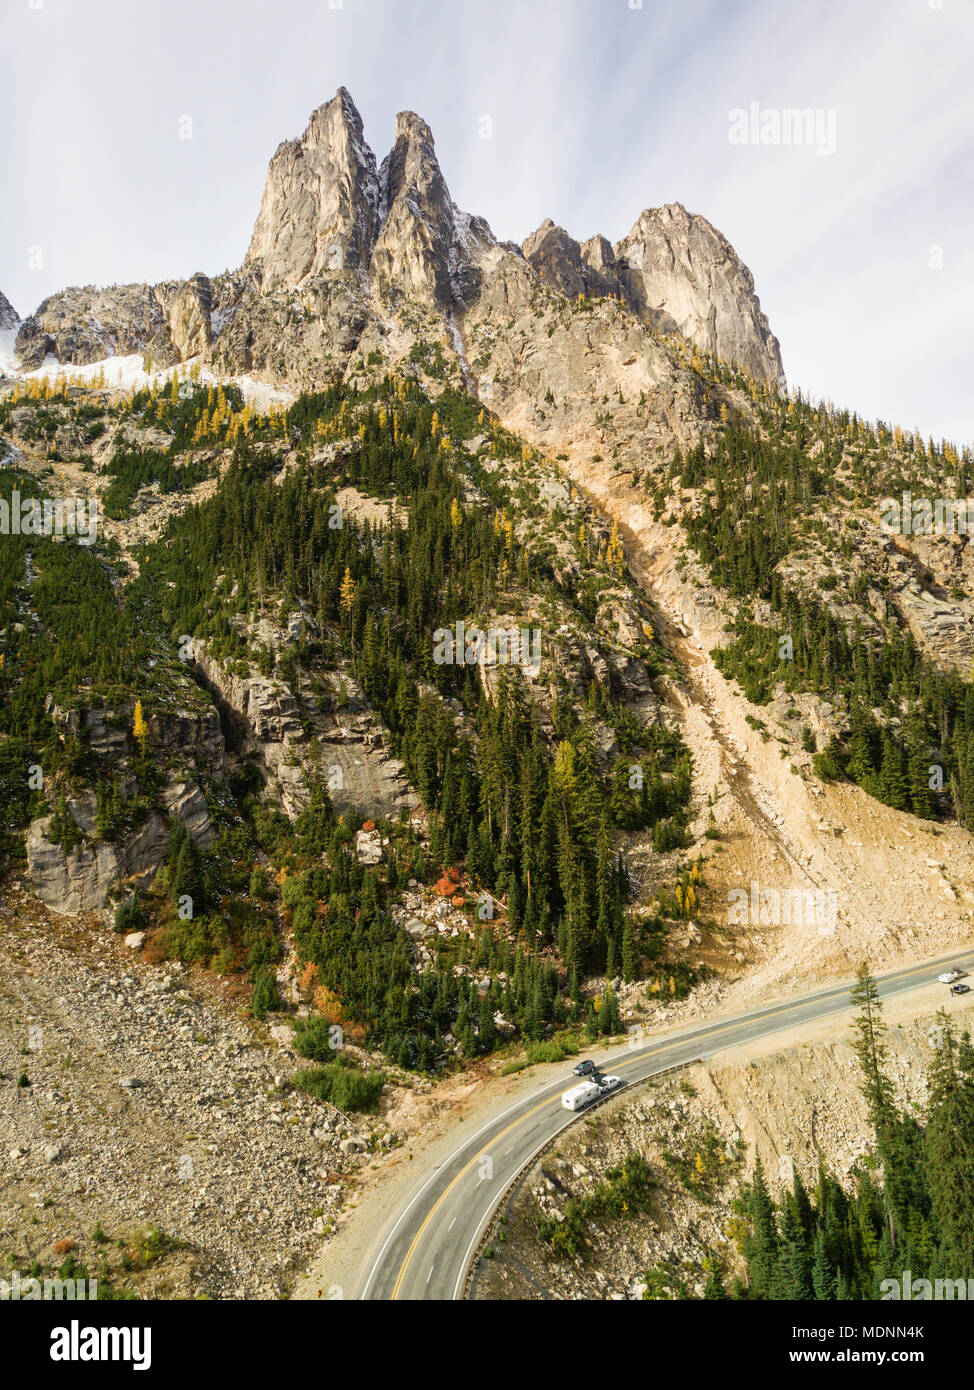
[[358, 948, 974, 1301]]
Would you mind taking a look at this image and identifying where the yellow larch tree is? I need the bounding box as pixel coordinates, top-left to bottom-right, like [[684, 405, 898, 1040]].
[[339, 568, 357, 619], [133, 700, 148, 755]]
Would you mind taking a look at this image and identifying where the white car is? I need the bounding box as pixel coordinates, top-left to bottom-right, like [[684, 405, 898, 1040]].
[[939, 970, 964, 984], [598, 1075, 623, 1095]]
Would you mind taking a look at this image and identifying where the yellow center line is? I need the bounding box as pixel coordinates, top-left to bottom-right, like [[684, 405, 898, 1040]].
[[390, 1092, 558, 1298]]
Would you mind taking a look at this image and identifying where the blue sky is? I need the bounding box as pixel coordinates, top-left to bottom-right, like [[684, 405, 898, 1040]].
[[1, 0, 971, 445]]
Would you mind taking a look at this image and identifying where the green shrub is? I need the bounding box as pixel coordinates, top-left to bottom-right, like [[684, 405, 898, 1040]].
[[251, 967, 282, 1019], [294, 1014, 348, 1061], [525, 1035, 581, 1065], [113, 897, 146, 936], [813, 746, 844, 781], [293, 1062, 386, 1113]]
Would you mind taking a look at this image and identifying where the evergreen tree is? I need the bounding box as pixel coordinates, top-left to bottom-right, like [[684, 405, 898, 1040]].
[[924, 1019, 974, 1276]]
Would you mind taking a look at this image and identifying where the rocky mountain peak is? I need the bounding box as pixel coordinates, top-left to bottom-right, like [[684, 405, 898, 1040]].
[[378, 109, 448, 224], [615, 203, 783, 382], [579, 234, 618, 278], [393, 109, 437, 150], [372, 107, 490, 309], [0, 288, 19, 332], [243, 93, 494, 313], [9, 89, 784, 391], [245, 86, 380, 291], [522, 220, 620, 300], [521, 199, 782, 382]]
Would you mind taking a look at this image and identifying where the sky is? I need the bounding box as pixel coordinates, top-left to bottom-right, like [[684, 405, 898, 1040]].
[[1, 0, 971, 445]]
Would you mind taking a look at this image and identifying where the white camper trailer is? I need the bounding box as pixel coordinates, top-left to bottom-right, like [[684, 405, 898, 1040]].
[[561, 1080, 602, 1112]]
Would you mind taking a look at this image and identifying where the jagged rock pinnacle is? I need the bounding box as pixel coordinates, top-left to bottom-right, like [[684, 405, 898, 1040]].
[[245, 87, 380, 290]]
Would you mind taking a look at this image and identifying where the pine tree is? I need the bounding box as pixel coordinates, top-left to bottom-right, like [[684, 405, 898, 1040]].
[[811, 1227, 837, 1299], [621, 915, 638, 983], [703, 1264, 728, 1298], [850, 966, 895, 1135], [743, 1156, 779, 1298], [878, 736, 908, 810], [923, 1018, 974, 1276], [598, 983, 619, 1035]]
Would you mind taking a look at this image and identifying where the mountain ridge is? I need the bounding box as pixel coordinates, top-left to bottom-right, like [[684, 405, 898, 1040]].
[[10, 87, 784, 394]]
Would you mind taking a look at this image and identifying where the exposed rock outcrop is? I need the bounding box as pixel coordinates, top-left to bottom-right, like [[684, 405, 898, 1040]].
[[47, 700, 224, 772], [26, 808, 169, 916], [27, 692, 225, 914], [580, 233, 623, 285], [15, 275, 217, 372], [186, 636, 417, 822], [245, 87, 380, 291], [155, 273, 213, 361], [161, 779, 216, 850], [15, 283, 166, 370], [147, 706, 226, 767], [522, 220, 619, 301], [523, 204, 783, 383], [25, 769, 217, 915], [0, 288, 19, 332], [372, 111, 492, 309], [26, 817, 122, 915], [189, 642, 304, 745], [615, 203, 783, 382]]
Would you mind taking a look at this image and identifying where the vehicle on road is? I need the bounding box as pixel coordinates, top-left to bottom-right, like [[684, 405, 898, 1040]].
[[951, 984, 971, 995], [561, 1080, 602, 1112], [598, 1075, 623, 1094], [939, 970, 964, 983], [573, 1059, 596, 1077]]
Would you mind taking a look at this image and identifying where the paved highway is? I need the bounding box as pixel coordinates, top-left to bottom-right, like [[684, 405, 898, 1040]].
[[358, 948, 974, 1301]]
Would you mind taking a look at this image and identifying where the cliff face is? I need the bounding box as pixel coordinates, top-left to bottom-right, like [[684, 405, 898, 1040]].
[[0, 288, 19, 332], [522, 219, 618, 301], [522, 204, 784, 384], [244, 92, 495, 313], [615, 204, 783, 384], [245, 88, 380, 290], [13, 277, 215, 372]]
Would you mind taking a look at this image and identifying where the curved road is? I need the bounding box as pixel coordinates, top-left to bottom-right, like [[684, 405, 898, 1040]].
[[358, 948, 974, 1301]]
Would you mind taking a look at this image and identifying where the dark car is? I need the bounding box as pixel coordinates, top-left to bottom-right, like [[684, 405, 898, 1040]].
[[951, 984, 971, 996], [573, 1059, 596, 1077]]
